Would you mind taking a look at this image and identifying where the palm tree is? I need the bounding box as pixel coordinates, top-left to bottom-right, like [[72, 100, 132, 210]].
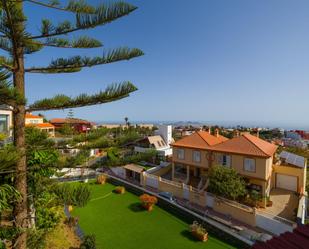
[[125, 117, 129, 127]]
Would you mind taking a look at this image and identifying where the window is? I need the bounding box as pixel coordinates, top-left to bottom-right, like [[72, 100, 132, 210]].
[[244, 158, 255, 172], [0, 115, 8, 133], [218, 154, 231, 167], [177, 149, 185, 160], [193, 150, 201, 162], [221, 155, 231, 167]]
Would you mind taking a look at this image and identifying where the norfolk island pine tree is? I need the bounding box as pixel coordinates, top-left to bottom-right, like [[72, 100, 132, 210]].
[[0, 1, 143, 248]]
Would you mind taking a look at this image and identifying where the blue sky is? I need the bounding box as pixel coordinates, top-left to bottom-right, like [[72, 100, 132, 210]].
[[22, 0, 309, 129]]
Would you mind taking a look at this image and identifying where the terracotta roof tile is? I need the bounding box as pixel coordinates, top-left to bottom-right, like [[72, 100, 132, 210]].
[[26, 123, 55, 128], [25, 113, 42, 119], [50, 118, 91, 124], [211, 133, 277, 157], [172, 131, 228, 149]]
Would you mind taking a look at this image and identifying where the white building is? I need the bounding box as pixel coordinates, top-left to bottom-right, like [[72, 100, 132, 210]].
[[0, 105, 12, 135], [134, 125, 174, 157]]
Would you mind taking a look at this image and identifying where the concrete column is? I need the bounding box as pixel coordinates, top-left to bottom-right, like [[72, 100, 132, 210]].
[[186, 165, 190, 184], [172, 162, 175, 180]]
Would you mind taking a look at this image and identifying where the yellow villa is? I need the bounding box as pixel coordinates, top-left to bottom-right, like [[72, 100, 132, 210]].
[[25, 113, 55, 137], [171, 129, 306, 203]]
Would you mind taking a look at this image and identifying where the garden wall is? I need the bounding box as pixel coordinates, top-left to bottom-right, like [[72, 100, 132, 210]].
[[213, 199, 256, 227]]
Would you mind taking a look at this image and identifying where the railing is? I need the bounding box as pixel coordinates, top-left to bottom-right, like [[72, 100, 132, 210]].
[[160, 177, 182, 187], [215, 196, 253, 212]]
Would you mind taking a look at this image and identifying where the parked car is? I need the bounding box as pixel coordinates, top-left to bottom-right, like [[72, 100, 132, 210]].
[[158, 192, 176, 202]]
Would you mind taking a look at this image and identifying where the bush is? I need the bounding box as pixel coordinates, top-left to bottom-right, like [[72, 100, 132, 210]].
[[80, 234, 96, 249], [139, 194, 157, 211], [208, 165, 247, 200], [53, 183, 91, 207], [96, 174, 107, 185], [36, 207, 61, 230], [189, 221, 208, 242], [114, 186, 125, 194]]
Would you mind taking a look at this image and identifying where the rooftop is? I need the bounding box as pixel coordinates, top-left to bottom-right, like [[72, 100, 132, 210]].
[[172, 131, 277, 157], [172, 131, 228, 150], [25, 113, 43, 119]]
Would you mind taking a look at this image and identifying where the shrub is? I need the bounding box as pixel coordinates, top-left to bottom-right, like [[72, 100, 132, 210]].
[[53, 183, 91, 207], [96, 174, 107, 185], [114, 186, 125, 194], [80, 234, 96, 249], [189, 221, 208, 242], [208, 165, 247, 200], [139, 194, 157, 211], [36, 207, 61, 230]]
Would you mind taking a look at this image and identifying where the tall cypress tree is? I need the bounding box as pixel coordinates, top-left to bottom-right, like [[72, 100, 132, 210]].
[[0, 1, 143, 248]]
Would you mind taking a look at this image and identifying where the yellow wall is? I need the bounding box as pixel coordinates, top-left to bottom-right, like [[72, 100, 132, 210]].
[[213, 199, 256, 226], [173, 147, 209, 168], [158, 180, 184, 199], [272, 165, 306, 194], [213, 152, 272, 180]]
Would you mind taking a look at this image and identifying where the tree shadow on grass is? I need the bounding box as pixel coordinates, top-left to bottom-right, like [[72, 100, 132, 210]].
[[180, 230, 200, 243], [128, 202, 145, 212]]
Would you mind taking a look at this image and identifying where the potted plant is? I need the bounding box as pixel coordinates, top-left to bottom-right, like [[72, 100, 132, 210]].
[[190, 221, 208, 242], [114, 186, 125, 194], [96, 174, 107, 185], [139, 194, 158, 211]]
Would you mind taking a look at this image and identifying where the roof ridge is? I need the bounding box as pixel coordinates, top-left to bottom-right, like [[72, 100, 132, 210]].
[[196, 131, 211, 146], [242, 134, 268, 157]]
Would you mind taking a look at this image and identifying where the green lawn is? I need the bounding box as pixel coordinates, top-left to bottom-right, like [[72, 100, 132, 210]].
[[72, 183, 236, 249]]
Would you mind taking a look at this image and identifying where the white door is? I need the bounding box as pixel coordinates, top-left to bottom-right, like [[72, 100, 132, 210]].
[[276, 174, 297, 192]]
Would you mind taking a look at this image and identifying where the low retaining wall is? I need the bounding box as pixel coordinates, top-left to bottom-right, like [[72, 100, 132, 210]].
[[213, 199, 256, 227]]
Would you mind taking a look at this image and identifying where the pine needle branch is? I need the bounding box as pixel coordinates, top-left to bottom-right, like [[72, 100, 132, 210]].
[[30, 2, 137, 39], [25, 47, 143, 73], [26, 0, 97, 14], [27, 81, 138, 112]]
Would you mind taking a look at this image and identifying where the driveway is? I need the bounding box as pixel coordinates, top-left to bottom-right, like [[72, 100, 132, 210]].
[[266, 188, 299, 221]]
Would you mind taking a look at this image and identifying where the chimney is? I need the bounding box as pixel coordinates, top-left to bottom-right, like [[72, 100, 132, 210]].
[[214, 128, 219, 137], [233, 130, 240, 137], [256, 130, 259, 138], [207, 126, 211, 134]]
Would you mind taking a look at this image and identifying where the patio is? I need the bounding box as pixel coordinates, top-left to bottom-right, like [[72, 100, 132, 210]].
[[266, 188, 299, 221]]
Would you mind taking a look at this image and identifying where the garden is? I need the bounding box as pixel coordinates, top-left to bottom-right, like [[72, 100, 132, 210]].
[[71, 181, 236, 249]]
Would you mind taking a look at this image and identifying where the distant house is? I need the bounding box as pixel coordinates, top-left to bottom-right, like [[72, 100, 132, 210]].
[[0, 105, 13, 145], [0, 105, 12, 135], [25, 113, 55, 137], [50, 118, 93, 133], [134, 125, 174, 157]]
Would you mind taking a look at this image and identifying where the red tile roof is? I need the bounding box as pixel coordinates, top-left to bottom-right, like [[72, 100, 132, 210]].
[[210, 133, 278, 157], [26, 123, 54, 128], [172, 131, 228, 149], [252, 225, 309, 249], [25, 113, 42, 119], [50, 118, 91, 125]]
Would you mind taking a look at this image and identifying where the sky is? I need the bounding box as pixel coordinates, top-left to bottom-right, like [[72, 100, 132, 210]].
[[21, 0, 309, 129]]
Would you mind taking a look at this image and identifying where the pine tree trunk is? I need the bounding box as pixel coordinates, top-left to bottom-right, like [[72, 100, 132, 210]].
[[13, 46, 28, 249]]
